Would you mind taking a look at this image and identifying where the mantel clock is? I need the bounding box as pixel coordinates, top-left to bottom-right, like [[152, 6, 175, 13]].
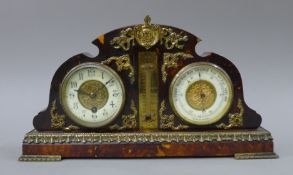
[[19, 16, 277, 161]]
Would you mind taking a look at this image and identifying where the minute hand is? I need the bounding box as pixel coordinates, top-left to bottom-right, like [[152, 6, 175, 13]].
[[92, 78, 113, 97], [105, 77, 114, 85]]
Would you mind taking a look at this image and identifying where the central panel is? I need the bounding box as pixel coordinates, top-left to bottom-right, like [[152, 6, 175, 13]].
[[138, 52, 159, 130]]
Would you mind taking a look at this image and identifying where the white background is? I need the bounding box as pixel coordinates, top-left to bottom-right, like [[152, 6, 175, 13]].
[[0, 0, 292, 174]]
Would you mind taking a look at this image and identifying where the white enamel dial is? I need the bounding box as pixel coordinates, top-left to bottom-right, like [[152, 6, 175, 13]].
[[169, 62, 233, 125], [60, 63, 125, 128]]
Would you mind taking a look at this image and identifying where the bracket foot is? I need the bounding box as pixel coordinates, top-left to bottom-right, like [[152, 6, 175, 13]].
[[234, 152, 278, 159], [19, 155, 62, 162]]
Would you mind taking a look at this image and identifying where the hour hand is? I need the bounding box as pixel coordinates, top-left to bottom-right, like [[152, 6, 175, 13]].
[[75, 89, 98, 99], [74, 89, 90, 96]]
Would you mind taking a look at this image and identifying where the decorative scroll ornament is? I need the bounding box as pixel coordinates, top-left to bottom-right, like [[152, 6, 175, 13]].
[[110, 15, 188, 50], [101, 55, 135, 84], [50, 100, 65, 129], [109, 100, 137, 130], [159, 100, 189, 130], [161, 28, 188, 50], [162, 52, 193, 83], [50, 100, 80, 131], [216, 99, 244, 129]]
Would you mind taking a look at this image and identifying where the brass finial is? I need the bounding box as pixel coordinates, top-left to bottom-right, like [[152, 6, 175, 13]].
[[144, 15, 151, 26]]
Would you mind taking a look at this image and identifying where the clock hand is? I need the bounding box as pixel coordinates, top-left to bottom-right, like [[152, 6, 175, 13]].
[[85, 77, 112, 99], [105, 77, 113, 85], [98, 84, 106, 92], [93, 84, 107, 99], [74, 89, 97, 99], [74, 89, 90, 96], [89, 78, 112, 99]]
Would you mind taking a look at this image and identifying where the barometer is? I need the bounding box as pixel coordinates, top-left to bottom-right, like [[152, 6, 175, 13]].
[[19, 16, 277, 161], [169, 62, 233, 125]]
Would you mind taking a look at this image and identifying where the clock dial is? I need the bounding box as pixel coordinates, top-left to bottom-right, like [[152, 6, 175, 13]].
[[60, 63, 125, 128], [169, 62, 233, 125]]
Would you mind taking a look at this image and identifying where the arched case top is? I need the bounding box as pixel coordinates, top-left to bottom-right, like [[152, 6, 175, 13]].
[[33, 16, 261, 132]]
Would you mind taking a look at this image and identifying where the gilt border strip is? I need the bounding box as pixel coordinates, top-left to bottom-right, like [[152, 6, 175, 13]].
[[23, 127, 272, 144]]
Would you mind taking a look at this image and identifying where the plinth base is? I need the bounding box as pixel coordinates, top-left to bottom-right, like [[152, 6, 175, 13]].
[[19, 127, 277, 161]]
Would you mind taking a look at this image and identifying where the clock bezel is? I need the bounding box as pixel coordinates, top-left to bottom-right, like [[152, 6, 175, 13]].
[[60, 62, 126, 128], [169, 62, 234, 126]]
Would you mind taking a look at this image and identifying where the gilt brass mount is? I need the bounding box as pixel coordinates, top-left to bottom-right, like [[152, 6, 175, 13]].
[[110, 16, 189, 50], [109, 100, 138, 130], [101, 55, 135, 83], [22, 127, 273, 144], [162, 52, 193, 82], [159, 100, 189, 130], [216, 99, 244, 129]]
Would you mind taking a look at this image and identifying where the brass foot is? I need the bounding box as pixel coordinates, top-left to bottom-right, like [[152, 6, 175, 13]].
[[234, 152, 278, 159], [19, 155, 62, 162]]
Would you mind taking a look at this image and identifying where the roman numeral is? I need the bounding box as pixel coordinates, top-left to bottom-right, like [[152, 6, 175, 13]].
[[79, 73, 83, 80], [88, 69, 96, 77], [70, 81, 77, 88]]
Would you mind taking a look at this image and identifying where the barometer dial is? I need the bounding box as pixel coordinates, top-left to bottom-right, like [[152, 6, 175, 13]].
[[169, 62, 233, 125], [60, 63, 125, 128]]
